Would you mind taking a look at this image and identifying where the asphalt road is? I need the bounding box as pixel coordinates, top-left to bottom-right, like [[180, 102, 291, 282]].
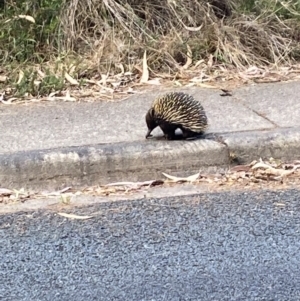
[[1, 189, 300, 301]]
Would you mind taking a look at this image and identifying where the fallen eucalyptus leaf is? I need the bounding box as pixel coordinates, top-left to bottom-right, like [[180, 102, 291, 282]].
[[17, 15, 35, 23], [57, 212, 93, 220], [162, 172, 200, 183], [0, 188, 13, 196], [140, 50, 149, 83], [65, 72, 79, 85]]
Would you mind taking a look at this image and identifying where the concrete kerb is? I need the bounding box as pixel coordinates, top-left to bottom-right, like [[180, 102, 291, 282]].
[[220, 127, 300, 163], [0, 138, 228, 190], [0, 127, 300, 190]]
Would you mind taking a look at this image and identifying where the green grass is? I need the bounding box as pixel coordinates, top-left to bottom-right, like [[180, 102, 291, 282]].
[[0, 0, 63, 63]]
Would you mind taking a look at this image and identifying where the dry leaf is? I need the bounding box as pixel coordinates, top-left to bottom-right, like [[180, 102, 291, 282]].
[[251, 159, 300, 179], [251, 161, 271, 170], [182, 44, 192, 70], [64, 72, 79, 85], [64, 90, 76, 101], [174, 81, 182, 86], [146, 78, 161, 85], [1, 97, 18, 104], [37, 70, 45, 78], [43, 187, 72, 197], [168, 4, 203, 31], [105, 180, 162, 188], [0, 75, 7, 82], [47, 90, 76, 102], [17, 15, 35, 23], [57, 212, 93, 220], [34, 79, 42, 87], [274, 202, 286, 207], [69, 64, 76, 74], [49, 91, 59, 97], [162, 172, 200, 183], [100, 74, 108, 86], [245, 66, 261, 76], [0, 188, 13, 196], [207, 54, 214, 68], [271, 169, 296, 179], [140, 50, 149, 83], [17, 70, 24, 84], [183, 24, 203, 32], [101, 180, 163, 194], [230, 165, 251, 172], [111, 82, 121, 89], [193, 83, 216, 89], [85, 79, 97, 85], [194, 59, 205, 68]]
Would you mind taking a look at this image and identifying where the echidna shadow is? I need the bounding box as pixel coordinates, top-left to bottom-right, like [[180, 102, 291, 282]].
[[145, 92, 208, 140]]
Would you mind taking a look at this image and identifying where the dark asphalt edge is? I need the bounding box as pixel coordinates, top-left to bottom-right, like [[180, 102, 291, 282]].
[[0, 127, 300, 190]]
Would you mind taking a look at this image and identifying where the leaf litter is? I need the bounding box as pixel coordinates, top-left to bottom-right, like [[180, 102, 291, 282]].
[[1, 158, 300, 208], [1, 61, 300, 105]]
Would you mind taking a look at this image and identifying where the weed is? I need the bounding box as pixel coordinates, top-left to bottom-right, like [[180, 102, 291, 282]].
[[11, 67, 65, 97]]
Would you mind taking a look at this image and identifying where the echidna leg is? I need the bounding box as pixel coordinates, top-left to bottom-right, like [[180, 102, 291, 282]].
[[159, 123, 177, 140], [164, 132, 177, 140], [182, 129, 201, 140]]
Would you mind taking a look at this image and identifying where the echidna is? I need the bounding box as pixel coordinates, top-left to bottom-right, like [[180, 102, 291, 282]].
[[145, 92, 208, 140]]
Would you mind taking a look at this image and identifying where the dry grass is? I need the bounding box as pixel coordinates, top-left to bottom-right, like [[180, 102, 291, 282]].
[[60, 0, 300, 73], [1, 0, 300, 98]]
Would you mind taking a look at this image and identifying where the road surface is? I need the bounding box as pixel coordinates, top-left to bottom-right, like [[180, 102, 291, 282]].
[[1, 188, 300, 300]]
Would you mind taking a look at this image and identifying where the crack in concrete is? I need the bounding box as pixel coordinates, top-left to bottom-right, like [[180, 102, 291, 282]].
[[232, 95, 279, 128]]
